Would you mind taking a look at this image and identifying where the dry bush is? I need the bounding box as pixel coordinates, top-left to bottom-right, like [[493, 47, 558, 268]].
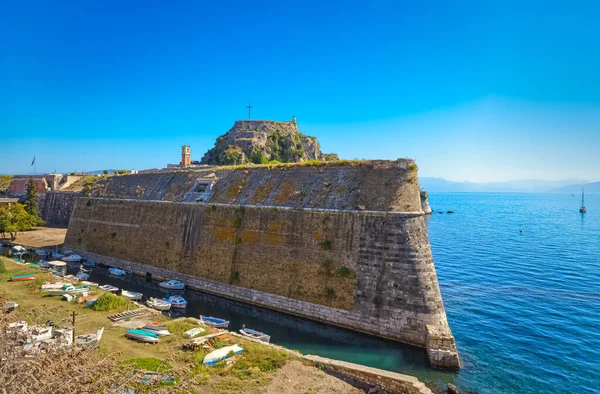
[[0, 298, 141, 394]]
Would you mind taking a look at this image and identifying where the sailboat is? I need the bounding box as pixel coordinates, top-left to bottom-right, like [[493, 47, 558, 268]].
[[579, 188, 587, 213]]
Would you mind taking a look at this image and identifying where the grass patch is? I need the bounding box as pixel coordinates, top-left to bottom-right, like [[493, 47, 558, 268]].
[[121, 357, 172, 372], [164, 318, 208, 337], [232, 341, 289, 379], [91, 293, 130, 311], [318, 240, 332, 250], [337, 266, 352, 277]]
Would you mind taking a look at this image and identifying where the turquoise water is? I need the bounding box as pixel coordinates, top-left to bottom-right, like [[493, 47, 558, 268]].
[[427, 192, 600, 393]]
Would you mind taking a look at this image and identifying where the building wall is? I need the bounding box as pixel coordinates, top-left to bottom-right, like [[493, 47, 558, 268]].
[[65, 198, 451, 350], [39, 191, 79, 227], [7, 178, 47, 194]]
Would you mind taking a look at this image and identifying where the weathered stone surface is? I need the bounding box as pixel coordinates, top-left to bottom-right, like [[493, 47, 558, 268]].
[[39, 191, 78, 227], [447, 383, 460, 394], [420, 191, 432, 215]]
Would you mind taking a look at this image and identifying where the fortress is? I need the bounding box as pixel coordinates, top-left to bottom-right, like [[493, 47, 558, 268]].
[[58, 120, 459, 370]]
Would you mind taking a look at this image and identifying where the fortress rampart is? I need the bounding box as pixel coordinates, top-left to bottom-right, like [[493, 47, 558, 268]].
[[64, 160, 459, 369]]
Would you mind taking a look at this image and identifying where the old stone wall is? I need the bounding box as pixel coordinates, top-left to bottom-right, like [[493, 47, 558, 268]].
[[65, 198, 456, 356], [39, 191, 79, 227], [91, 160, 422, 213]]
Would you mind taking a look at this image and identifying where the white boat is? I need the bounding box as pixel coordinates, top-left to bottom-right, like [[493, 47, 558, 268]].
[[158, 280, 185, 290], [5, 301, 19, 311], [62, 254, 82, 263], [63, 294, 74, 302], [122, 290, 143, 301], [183, 327, 205, 338], [81, 281, 99, 287], [146, 297, 171, 311], [99, 285, 119, 293], [12, 245, 26, 253], [199, 315, 230, 328], [76, 327, 104, 348], [239, 327, 271, 343], [164, 295, 187, 308], [35, 249, 48, 256], [203, 344, 243, 366], [48, 284, 89, 296], [41, 282, 70, 290], [125, 329, 159, 343], [140, 324, 170, 336], [76, 271, 90, 281], [109, 268, 126, 276]]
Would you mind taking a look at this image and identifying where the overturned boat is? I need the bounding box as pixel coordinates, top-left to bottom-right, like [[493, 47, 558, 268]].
[[203, 344, 243, 366], [125, 329, 159, 343]]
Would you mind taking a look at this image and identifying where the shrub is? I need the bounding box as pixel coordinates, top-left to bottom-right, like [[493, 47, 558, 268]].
[[408, 163, 418, 171], [229, 271, 240, 284], [92, 293, 129, 311], [325, 287, 336, 300], [337, 266, 352, 277], [121, 358, 172, 372], [232, 342, 289, 378], [319, 240, 332, 250]]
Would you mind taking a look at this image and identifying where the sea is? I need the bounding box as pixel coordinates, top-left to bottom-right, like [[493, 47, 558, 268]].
[[2, 192, 597, 393]]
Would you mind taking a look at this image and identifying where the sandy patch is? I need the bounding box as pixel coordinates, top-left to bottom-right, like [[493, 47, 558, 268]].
[[2, 227, 67, 248]]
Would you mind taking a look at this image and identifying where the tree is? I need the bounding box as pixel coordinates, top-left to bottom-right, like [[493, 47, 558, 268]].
[[24, 178, 44, 226], [0, 203, 39, 240]]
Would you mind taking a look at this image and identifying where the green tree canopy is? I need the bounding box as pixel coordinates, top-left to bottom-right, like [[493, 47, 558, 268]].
[[0, 203, 39, 240], [24, 178, 44, 226]]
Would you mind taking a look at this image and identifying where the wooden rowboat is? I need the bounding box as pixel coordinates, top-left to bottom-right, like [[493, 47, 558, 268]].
[[10, 274, 38, 281]]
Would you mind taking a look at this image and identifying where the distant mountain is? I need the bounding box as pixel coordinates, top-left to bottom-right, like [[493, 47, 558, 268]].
[[419, 177, 591, 193], [552, 182, 600, 194]]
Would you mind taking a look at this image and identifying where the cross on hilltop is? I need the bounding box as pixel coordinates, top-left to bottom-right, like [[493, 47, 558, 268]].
[[246, 103, 253, 120]]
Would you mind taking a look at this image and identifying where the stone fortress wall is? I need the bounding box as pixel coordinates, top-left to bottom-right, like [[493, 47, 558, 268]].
[[64, 160, 459, 369]]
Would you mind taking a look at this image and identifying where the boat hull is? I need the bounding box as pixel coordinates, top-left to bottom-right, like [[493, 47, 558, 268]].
[[239, 328, 271, 343], [125, 329, 159, 343], [10, 274, 38, 281]]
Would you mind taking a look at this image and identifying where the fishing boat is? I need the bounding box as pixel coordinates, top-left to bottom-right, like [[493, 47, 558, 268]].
[[35, 249, 48, 256], [75, 327, 104, 348], [48, 261, 67, 276], [140, 323, 170, 336], [158, 279, 185, 290], [62, 254, 82, 263], [146, 297, 172, 311], [10, 273, 38, 281], [99, 284, 119, 293], [202, 344, 243, 366], [199, 315, 230, 328], [164, 295, 187, 308], [183, 327, 205, 338], [239, 327, 271, 343], [109, 268, 127, 276], [125, 329, 159, 343], [580, 188, 587, 213], [122, 290, 143, 301]]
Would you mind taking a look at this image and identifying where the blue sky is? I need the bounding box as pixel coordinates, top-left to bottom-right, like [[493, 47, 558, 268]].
[[1, 0, 598, 182]]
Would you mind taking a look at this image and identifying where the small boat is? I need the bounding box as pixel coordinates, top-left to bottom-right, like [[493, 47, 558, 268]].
[[10, 273, 38, 281], [48, 261, 67, 277], [41, 282, 69, 290], [7, 320, 28, 331], [239, 327, 271, 343], [109, 268, 126, 276], [39, 260, 50, 269], [164, 295, 187, 308], [580, 188, 587, 213], [12, 245, 26, 253], [199, 315, 230, 329], [76, 271, 90, 281], [146, 297, 171, 311], [81, 260, 95, 267], [183, 327, 205, 338], [203, 344, 243, 366], [63, 294, 74, 302], [81, 280, 99, 287], [122, 290, 143, 301], [76, 327, 104, 348], [26, 263, 40, 268], [125, 329, 159, 343], [48, 284, 89, 296], [158, 280, 185, 290], [51, 252, 64, 259], [140, 323, 170, 336], [99, 284, 119, 293], [62, 254, 82, 263], [35, 249, 48, 256]]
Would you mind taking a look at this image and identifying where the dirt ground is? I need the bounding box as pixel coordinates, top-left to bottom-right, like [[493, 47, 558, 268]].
[[266, 359, 363, 394], [1, 226, 67, 248]]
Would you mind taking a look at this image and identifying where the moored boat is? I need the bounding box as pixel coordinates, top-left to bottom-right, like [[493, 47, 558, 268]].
[[183, 327, 205, 338], [199, 315, 230, 328], [10, 273, 38, 281], [81, 260, 95, 267], [146, 297, 171, 311], [164, 295, 187, 308], [140, 323, 170, 336], [125, 329, 159, 343], [76, 271, 90, 281], [51, 252, 64, 259], [239, 327, 271, 343], [99, 284, 119, 293], [48, 261, 67, 276], [158, 280, 185, 290], [122, 290, 143, 301], [109, 268, 126, 276], [202, 344, 243, 365], [62, 254, 82, 263], [35, 249, 48, 256]]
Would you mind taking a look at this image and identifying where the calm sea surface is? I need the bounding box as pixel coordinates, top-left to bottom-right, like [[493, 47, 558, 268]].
[[3, 192, 597, 393], [427, 192, 600, 393]]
